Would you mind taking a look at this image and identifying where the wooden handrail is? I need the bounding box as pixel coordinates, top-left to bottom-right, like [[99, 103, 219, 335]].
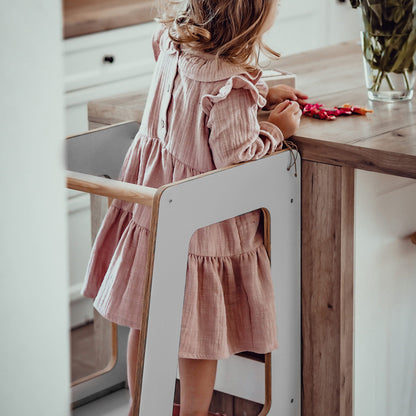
[[66, 170, 156, 206]]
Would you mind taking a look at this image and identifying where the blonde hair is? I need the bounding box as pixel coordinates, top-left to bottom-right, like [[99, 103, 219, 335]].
[[158, 0, 280, 71]]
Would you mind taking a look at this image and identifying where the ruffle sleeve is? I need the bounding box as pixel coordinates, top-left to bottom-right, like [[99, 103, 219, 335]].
[[256, 77, 269, 104], [202, 75, 284, 169]]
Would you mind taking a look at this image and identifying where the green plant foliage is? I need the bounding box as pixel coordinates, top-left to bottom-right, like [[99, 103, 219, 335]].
[[350, 0, 416, 92]]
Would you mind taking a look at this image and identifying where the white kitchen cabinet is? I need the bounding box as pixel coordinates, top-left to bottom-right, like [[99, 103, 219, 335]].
[[354, 171, 416, 416], [64, 21, 157, 136]]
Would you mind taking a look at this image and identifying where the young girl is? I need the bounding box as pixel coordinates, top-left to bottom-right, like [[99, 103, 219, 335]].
[[82, 0, 307, 414]]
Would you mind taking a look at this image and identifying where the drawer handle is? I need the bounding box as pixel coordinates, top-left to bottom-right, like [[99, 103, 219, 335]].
[[411, 232, 416, 245], [103, 55, 115, 64]]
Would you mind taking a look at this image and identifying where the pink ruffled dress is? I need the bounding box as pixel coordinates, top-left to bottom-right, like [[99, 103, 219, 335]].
[[82, 25, 284, 359]]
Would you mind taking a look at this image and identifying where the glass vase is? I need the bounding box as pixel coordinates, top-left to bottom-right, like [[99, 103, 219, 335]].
[[361, 31, 416, 102]]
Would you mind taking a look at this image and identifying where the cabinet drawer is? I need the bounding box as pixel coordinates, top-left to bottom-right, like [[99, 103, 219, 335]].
[[64, 22, 157, 92]]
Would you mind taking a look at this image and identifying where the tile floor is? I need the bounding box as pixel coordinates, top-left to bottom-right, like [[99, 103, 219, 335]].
[[72, 388, 130, 416]]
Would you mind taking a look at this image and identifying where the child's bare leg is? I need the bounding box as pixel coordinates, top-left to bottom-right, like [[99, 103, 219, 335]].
[[178, 358, 217, 416], [127, 328, 140, 415]]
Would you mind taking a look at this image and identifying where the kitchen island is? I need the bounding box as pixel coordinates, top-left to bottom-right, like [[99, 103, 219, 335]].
[[88, 42, 416, 416]]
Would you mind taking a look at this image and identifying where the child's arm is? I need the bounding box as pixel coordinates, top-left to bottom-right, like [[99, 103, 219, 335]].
[[266, 85, 308, 109], [267, 100, 302, 139], [204, 87, 284, 169]]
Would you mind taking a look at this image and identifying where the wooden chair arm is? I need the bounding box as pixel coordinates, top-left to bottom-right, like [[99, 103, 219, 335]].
[[66, 170, 156, 207]]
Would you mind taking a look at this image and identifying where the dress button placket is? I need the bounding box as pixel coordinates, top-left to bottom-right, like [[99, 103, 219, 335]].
[[157, 48, 179, 140]]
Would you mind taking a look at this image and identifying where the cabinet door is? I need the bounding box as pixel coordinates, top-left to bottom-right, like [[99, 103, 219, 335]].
[[327, 0, 362, 45], [264, 0, 361, 56], [355, 170, 416, 416], [264, 0, 326, 56]]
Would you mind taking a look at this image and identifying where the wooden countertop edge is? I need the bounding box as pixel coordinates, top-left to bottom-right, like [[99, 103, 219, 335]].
[[64, 17, 150, 39], [294, 136, 416, 179], [63, 0, 156, 39]]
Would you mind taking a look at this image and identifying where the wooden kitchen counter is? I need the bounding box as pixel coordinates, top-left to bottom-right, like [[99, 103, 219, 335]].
[[88, 42, 416, 416], [63, 0, 156, 39], [88, 41, 416, 179], [277, 41, 416, 180]]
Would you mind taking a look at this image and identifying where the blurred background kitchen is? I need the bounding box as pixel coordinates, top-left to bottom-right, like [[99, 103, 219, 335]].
[[1, 1, 361, 415]]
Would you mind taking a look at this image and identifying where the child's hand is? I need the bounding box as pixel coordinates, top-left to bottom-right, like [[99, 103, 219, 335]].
[[267, 100, 302, 139], [266, 85, 308, 109]]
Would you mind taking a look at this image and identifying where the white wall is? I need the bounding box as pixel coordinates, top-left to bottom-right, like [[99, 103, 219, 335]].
[[0, 1, 70, 415], [264, 0, 362, 57], [354, 171, 416, 416]]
